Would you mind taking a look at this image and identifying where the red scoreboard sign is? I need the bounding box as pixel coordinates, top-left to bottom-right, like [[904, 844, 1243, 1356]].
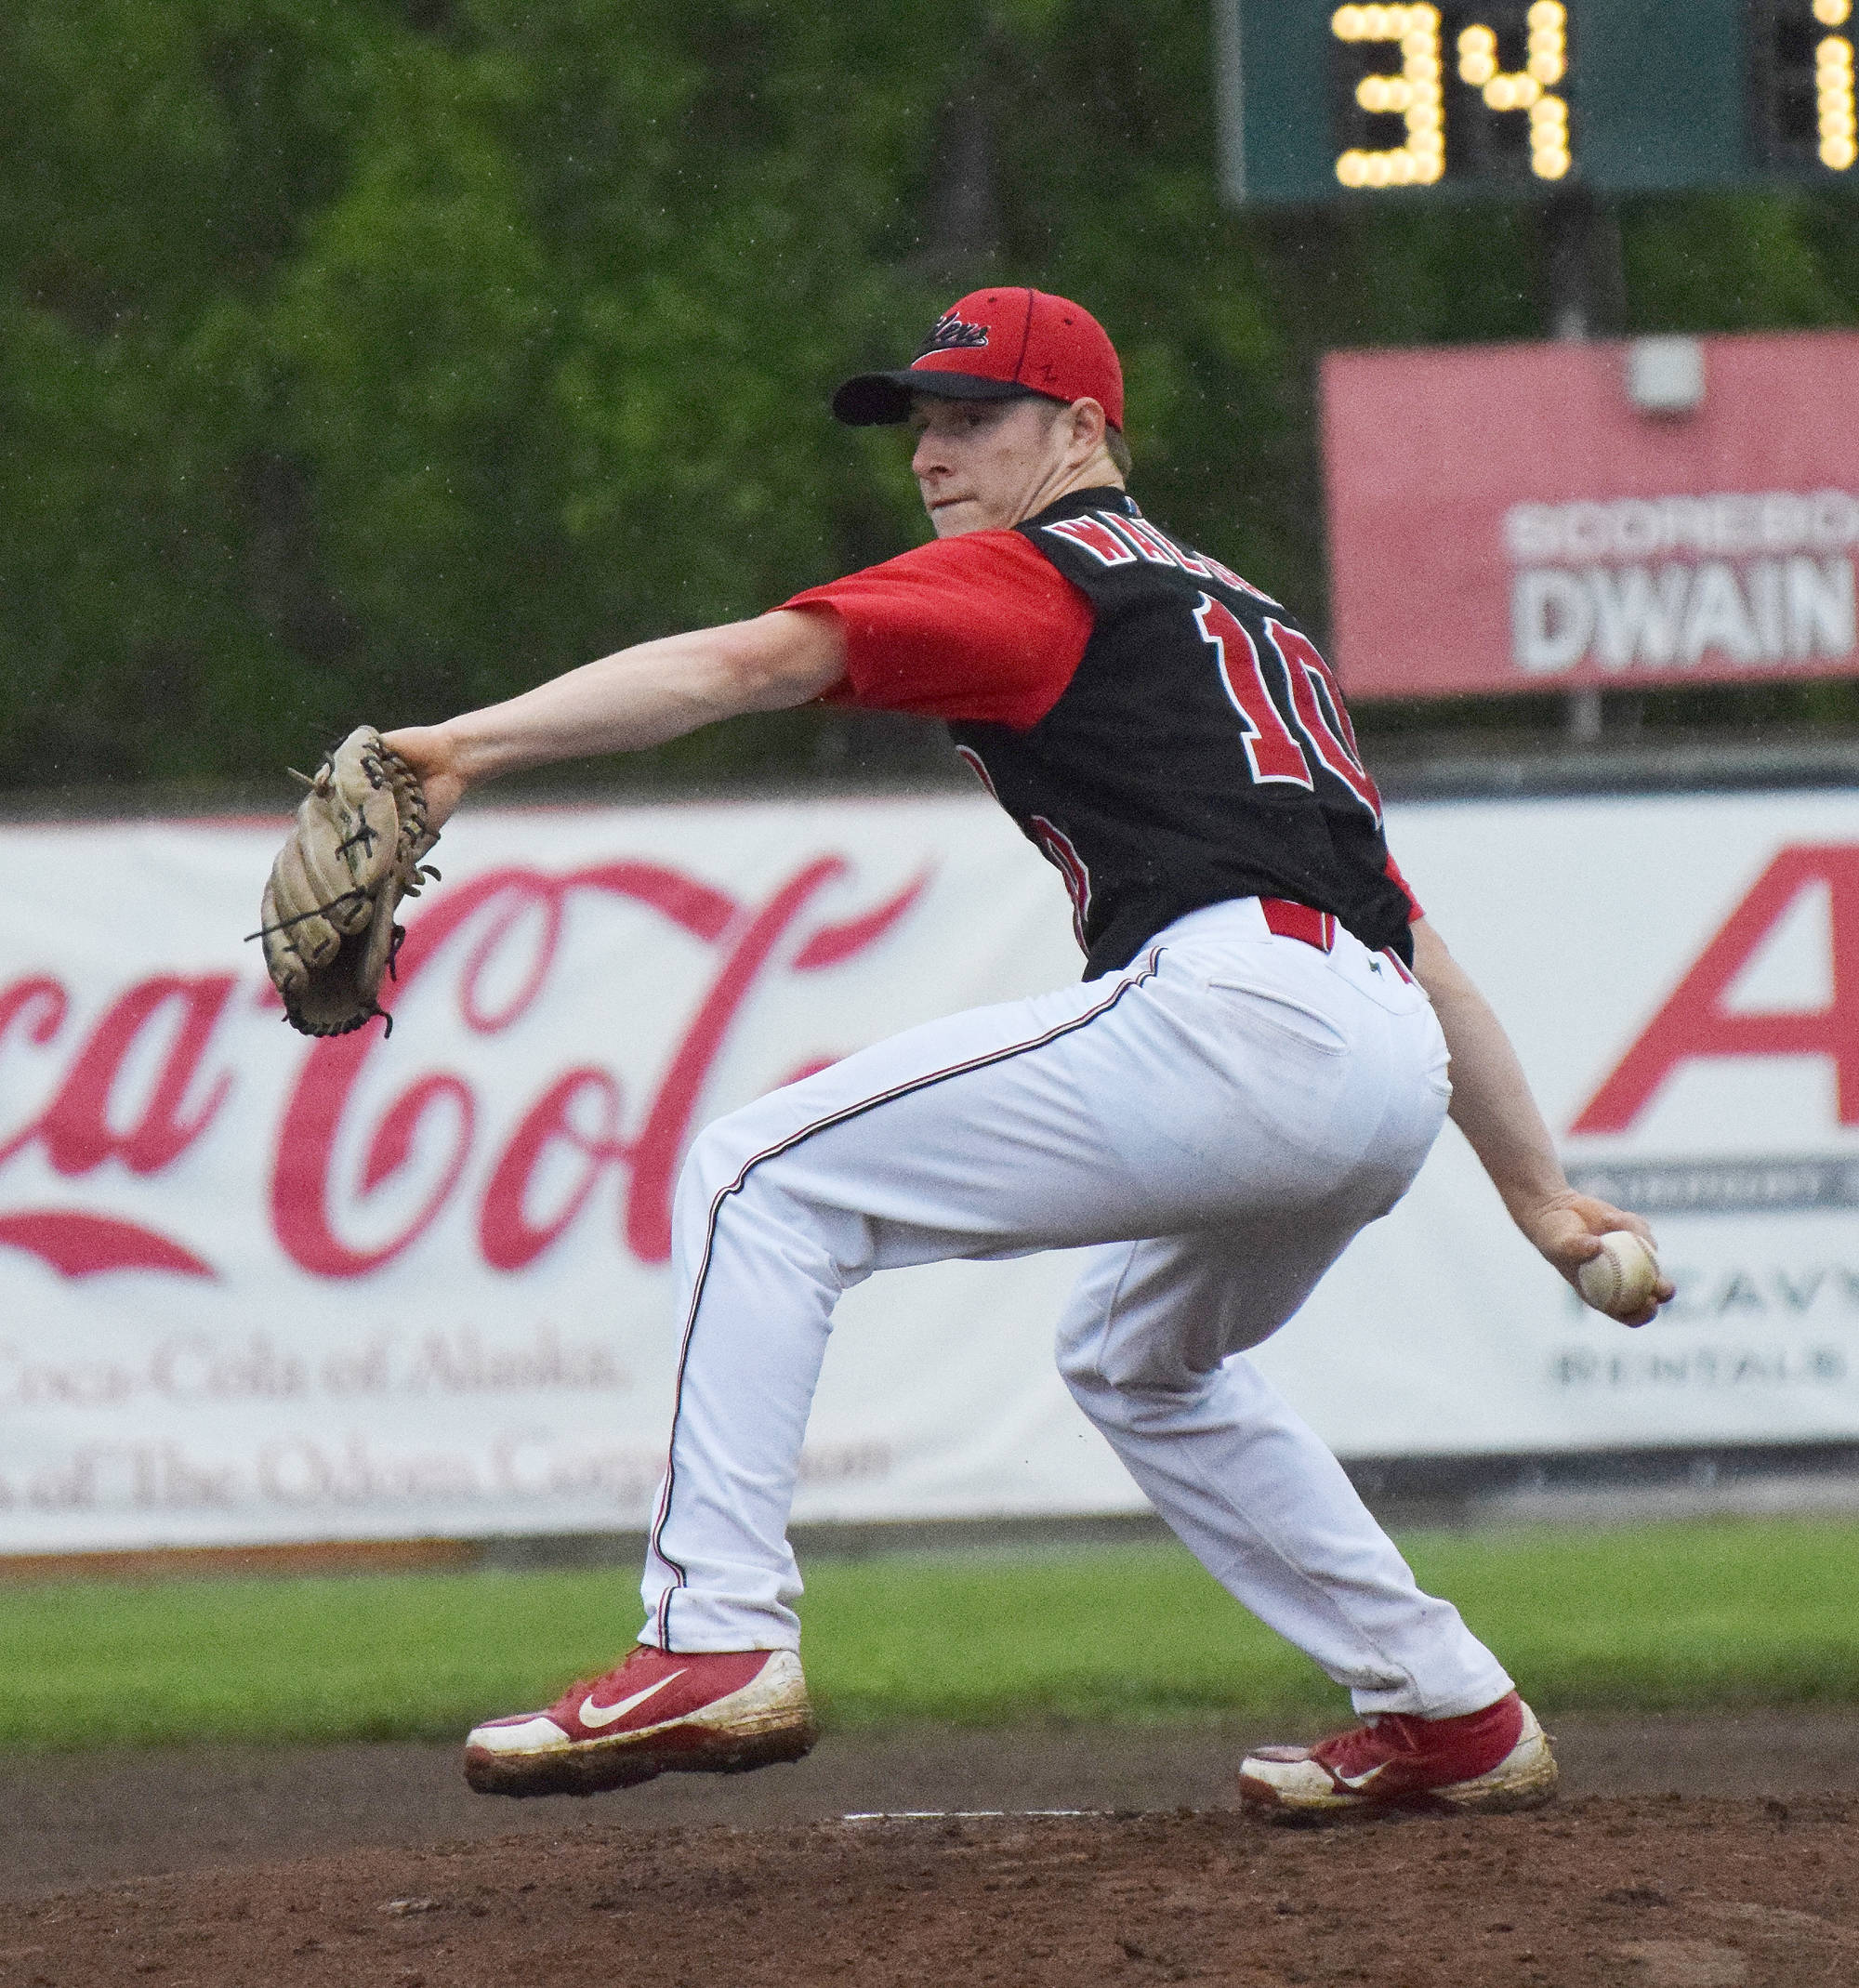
[[1321, 328, 1859, 700]]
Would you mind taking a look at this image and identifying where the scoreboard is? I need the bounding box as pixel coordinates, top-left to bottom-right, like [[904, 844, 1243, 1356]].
[[1219, 0, 1859, 202]]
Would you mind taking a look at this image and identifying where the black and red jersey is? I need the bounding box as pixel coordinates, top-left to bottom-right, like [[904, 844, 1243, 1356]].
[[784, 484, 1417, 979]]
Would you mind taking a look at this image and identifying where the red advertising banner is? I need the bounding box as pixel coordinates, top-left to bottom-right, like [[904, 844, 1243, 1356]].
[[1322, 330, 1859, 700]]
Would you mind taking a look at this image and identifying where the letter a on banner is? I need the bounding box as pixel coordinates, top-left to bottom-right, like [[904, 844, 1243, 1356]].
[[1572, 845, 1859, 1131]]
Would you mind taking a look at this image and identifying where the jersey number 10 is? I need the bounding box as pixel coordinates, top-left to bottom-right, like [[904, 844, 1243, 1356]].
[[1193, 597, 1383, 823]]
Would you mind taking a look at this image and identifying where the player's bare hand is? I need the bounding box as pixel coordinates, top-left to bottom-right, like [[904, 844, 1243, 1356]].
[[1520, 1191, 1674, 1326], [380, 725, 467, 832]]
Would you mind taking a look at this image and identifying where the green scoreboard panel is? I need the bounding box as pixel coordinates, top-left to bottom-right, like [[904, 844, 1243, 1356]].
[[1218, 0, 1859, 203]]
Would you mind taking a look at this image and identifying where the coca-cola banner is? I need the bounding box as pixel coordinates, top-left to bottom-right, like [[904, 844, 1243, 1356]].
[[1323, 330, 1859, 701], [0, 797, 1125, 1554], [4, 789, 1858, 1556]]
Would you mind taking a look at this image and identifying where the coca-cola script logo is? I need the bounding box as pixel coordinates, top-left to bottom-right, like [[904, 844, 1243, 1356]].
[[0, 854, 925, 1282]]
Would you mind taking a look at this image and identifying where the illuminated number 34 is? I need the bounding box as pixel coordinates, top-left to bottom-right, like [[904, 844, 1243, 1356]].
[[1332, 2, 1570, 188]]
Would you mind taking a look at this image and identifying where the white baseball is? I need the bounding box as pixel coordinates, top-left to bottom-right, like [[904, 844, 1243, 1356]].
[[1576, 1230, 1661, 1320]]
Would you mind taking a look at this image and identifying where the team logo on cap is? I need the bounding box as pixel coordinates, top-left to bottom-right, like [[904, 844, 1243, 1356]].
[[916, 309, 990, 357]]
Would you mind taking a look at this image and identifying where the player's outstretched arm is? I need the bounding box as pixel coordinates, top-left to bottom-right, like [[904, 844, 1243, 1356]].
[[381, 609, 847, 831], [1408, 916, 1674, 1325]]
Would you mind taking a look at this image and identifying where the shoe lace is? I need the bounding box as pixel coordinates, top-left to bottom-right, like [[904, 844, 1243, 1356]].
[[1311, 1713, 1430, 1779]]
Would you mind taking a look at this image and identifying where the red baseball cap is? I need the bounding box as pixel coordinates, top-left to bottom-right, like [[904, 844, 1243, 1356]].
[[833, 287, 1125, 432]]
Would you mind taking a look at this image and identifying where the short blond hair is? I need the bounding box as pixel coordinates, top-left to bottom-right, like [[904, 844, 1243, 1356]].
[[1043, 394, 1130, 480]]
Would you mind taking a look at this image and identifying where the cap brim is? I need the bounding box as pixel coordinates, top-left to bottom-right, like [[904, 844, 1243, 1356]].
[[831, 369, 1041, 427]]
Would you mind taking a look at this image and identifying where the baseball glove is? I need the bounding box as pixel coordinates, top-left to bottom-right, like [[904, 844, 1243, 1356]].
[[255, 726, 441, 1037]]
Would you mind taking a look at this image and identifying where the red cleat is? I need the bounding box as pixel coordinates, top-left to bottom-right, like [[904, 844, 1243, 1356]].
[[1237, 1690, 1557, 1819], [464, 1644, 817, 1797]]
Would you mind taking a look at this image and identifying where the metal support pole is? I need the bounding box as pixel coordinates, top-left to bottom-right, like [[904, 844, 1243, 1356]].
[[1542, 185, 1625, 344], [1542, 188, 1625, 744]]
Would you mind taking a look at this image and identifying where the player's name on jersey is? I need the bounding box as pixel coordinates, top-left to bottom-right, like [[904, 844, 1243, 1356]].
[[1039, 508, 1279, 602]]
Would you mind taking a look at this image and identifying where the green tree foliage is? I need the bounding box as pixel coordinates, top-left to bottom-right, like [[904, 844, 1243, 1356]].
[[2, 0, 1855, 789]]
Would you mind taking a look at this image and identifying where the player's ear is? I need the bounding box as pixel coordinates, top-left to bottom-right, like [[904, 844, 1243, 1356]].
[[1066, 397, 1107, 455]]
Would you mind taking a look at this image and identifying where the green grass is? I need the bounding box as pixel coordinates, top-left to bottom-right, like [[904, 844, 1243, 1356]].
[[5, 1517, 1857, 1752]]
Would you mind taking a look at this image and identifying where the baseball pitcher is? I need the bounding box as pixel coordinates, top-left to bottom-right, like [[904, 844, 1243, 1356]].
[[263, 288, 1672, 1817]]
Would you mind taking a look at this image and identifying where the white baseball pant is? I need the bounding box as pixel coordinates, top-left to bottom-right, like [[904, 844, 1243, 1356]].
[[640, 896, 1514, 1719]]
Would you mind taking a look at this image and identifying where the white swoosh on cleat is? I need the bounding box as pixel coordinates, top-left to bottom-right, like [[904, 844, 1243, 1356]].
[[579, 1670, 687, 1730], [1333, 1765, 1385, 1790]]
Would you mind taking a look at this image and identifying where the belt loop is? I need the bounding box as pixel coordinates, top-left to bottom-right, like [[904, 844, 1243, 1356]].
[[1259, 898, 1336, 953]]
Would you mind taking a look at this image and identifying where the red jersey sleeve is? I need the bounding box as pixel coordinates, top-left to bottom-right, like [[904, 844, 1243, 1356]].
[[779, 530, 1094, 730], [1383, 849, 1424, 923]]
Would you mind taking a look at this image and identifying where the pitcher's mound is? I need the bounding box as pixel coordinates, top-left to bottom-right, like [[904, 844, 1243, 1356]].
[[4, 1797, 1853, 1987]]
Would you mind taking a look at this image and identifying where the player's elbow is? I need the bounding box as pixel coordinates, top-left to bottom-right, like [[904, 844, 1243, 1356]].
[[1408, 917, 1470, 1004], [709, 611, 847, 714]]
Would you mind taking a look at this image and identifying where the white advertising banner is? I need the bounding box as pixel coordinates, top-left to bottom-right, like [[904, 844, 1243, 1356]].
[[2, 787, 1856, 1553], [1287, 788, 1859, 1460]]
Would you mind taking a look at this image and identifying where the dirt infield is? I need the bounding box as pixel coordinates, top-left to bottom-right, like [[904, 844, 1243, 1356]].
[[5, 1716, 1857, 1985], [5, 1797, 1855, 1987]]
